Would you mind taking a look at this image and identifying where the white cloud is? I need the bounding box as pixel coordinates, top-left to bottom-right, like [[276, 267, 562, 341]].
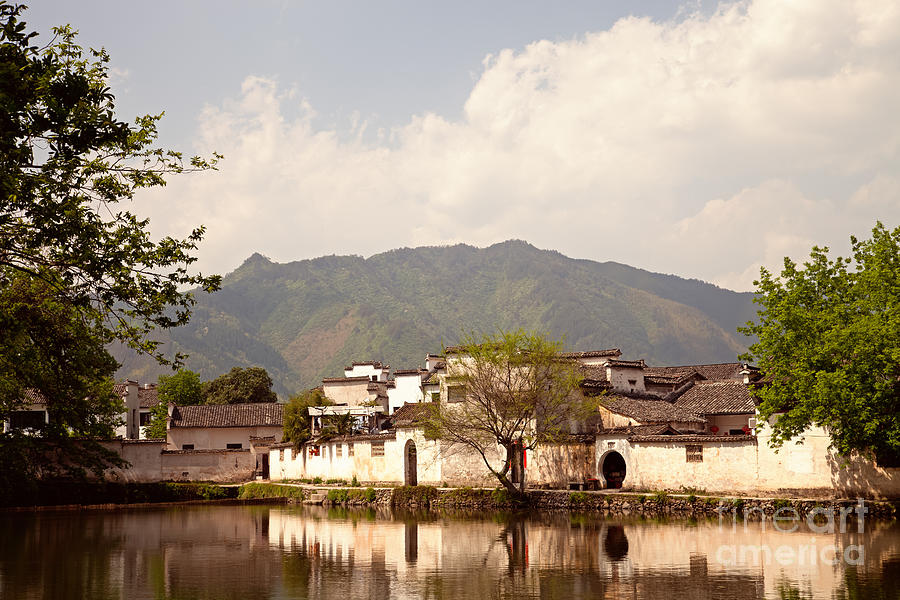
[[135, 0, 900, 291]]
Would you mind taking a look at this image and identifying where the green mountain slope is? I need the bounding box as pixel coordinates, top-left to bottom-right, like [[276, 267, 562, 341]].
[[114, 241, 758, 395]]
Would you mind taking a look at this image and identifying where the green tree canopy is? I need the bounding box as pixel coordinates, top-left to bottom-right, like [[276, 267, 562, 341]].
[[283, 388, 332, 446], [158, 369, 203, 406], [0, 2, 220, 364], [425, 330, 588, 498], [0, 3, 219, 490], [143, 368, 204, 439], [740, 222, 900, 466], [202, 367, 278, 405]]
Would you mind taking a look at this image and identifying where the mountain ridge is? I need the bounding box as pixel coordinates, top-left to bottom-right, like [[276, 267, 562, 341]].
[[114, 241, 758, 396]]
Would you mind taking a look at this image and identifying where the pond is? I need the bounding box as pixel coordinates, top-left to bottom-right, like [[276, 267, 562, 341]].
[[0, 503, 897, 599]]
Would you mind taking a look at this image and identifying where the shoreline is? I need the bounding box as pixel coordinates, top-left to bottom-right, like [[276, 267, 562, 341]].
[[5, 482, 898, 519]]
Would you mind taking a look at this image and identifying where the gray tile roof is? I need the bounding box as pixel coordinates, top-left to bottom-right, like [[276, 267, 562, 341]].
[[170, 403, 284, 428], [673, 381, 756, 415], [390, 402, 436, 428], [599, 394, 706, 424]]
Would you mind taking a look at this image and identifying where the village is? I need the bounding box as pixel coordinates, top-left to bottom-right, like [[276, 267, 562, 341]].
[[9, 346, 897, 500]]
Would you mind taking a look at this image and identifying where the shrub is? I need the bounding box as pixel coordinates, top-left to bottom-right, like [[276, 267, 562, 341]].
[[312, 476, 323, 484], [325, 478, 345, 485], [238, 483, 305, 501], [651, 490, 669, 504], [569, 491, 592, 505], [350, 474, 360, 487], [326, 489, 350, 503]]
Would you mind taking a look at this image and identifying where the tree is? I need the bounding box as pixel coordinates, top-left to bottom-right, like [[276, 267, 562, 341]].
[[143, 368, 203, 439], [0, 3, 219, 488], [0, 270, 125, 496], [202, 367, 278, 405], [158, 369, 203, 406], [425, 330, 588, 499], [283, 388, 332, 446], [740, 222, 900, 466], [0, 3, 221, 363]]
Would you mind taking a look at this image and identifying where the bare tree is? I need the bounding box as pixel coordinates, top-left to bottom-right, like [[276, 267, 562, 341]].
[[426, 331, 589, 499]]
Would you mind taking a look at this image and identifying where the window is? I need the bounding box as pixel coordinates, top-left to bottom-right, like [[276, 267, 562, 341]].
[[139, 411, 152, 426], [430, 392, 440, 403], [685, 444, 703, 462], [447, 385, 466, 403], [226, 443, 242, 450], [279, 448, 285, 460], [348, 443, 354, 456], [9, 410, 45, 430], [182, 444, 194, 450], [336, 444, 342, 457], [371, 441, 385, 457]]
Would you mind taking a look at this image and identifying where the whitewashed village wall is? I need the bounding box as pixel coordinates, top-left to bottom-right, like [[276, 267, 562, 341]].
[[597, 421, 900, 499]]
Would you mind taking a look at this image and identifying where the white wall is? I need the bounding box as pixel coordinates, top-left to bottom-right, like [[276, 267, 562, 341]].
[[387, 373, 424, 414], [167, 426, 282, 451]]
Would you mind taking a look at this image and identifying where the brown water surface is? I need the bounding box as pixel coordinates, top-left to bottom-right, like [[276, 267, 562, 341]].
[[0, 504, 897, 599]]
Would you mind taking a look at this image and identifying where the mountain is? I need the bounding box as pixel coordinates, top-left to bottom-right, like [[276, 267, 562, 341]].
[[114, 241, 758, 396]]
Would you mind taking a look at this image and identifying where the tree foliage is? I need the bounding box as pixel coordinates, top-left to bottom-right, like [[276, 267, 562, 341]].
[[283, 387, 331, 446], [0, 270, 126, 490], [142, 368, 203, 439], [0, 3, 221, 363], [158, 369, 203, 406], [202, 366, 277, 405], [740, 223, 900, 465], [426, 330, 588, 497], [0, 3, 219, 484]]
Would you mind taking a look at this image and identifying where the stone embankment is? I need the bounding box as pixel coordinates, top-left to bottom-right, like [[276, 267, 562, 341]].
[[241, 483, 898, 519]]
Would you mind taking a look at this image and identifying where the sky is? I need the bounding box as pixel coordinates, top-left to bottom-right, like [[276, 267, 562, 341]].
[[28, 0, 900, 292]]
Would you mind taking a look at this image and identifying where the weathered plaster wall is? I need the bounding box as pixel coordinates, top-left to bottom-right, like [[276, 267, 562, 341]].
[[323, 380, 373, 406], [100, 440, 166, 482], [599, 436, 760, 493], [167, 426, 282, 451], [596, 424, 900, 498], [532, 443, 594, 487], [270, 431, 443, 485], [98, 441, 256, 483], [755, 424, 900, 499], [161, 449, 257, 482]]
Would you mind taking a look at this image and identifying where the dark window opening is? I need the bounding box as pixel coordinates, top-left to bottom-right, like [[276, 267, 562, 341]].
[[139, 412, 152, 426], [226, 443, 243, 450], [9, 410, 45, 430], [182, 444, 194, 450]]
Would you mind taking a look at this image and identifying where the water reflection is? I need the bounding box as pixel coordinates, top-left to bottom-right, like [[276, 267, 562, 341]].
[[0, 504, 898, 599]]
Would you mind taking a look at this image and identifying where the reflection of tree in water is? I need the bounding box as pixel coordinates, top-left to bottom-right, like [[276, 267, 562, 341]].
[[0, 512, 124, 599]]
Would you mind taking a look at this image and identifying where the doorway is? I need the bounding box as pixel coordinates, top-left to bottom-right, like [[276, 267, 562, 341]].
[[601, 451, 626, 489], [261, 453, 269, 479]]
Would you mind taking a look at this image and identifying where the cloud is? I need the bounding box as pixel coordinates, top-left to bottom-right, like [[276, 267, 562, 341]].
[[135, 0, 900, 291]]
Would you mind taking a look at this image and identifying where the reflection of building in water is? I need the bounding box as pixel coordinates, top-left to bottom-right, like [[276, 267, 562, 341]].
[[3, 507, 899, 599]]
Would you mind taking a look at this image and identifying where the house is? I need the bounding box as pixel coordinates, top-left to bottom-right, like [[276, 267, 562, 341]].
[[166, 403, 283, 451], [2, 389, 49, 433], [113, 381, 160, 439]]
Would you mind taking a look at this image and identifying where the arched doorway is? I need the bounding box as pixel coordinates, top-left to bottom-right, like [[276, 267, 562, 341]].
[[404, 440, 417, 486], [601, 451, 626, 489]]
